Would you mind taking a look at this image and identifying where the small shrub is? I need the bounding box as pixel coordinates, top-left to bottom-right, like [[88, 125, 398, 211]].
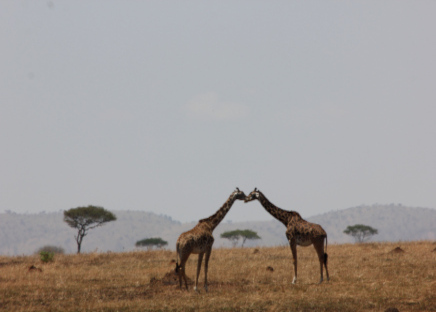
[[39, 251, 55, 263], [36, 245, 64, 263]]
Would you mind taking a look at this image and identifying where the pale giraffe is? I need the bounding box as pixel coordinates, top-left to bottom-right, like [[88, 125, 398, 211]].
[[245, 188, 329, 284], [175, 188, 246, 292]]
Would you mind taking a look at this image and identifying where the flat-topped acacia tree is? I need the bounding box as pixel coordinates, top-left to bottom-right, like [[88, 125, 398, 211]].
[[135, 237, 168, 250], [64, 205, 116, 254], [220, 229, 261, 247], [343, 224, 378, 243]]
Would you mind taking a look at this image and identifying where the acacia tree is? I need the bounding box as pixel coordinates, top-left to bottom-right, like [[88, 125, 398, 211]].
[[343, 224, 378, 243], [64, 205, 116, 253], [221, 229, 261, 247], [135, 237, 168, 250], [220, 230, 240, 247]]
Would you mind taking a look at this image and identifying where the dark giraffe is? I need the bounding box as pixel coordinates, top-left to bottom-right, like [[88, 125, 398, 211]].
[[175, 188, 246, 292], [245, 188, 329, 284]]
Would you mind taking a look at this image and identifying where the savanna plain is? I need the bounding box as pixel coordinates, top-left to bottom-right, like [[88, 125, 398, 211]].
[[0, 241, 435, 312]]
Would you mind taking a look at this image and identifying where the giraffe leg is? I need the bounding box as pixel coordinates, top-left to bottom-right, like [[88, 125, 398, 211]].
[[317, 248, 324, 284], [181, 262, 189, 290], [176, 263, 183, 289], [178, 253, 190, 291], [289, 239, 298, 284], [313, 238, 326, 284], [203, 248, 212, 292], [176, 253, 186, 290], [324, 253, 330, 282], [323, 238, 330, 282], [194, 253, 204, 292]]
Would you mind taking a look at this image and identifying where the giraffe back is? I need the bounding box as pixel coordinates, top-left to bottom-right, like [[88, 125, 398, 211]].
[[177, 223, 214, 254], [286, 213, 327, 246]]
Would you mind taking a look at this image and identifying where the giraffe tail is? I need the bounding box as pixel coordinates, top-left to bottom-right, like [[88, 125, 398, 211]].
[[175, 242, 180, 271], [324, 235, 328, 266]]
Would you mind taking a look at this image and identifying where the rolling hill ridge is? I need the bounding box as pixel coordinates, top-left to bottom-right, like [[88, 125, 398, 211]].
[[0, 204, 435, 255]]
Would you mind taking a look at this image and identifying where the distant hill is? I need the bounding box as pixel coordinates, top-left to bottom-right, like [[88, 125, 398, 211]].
[[0, 205, 435, 255], [308, 204, 436, 244]]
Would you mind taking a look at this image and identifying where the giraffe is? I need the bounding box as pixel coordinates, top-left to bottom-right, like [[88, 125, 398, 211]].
[[244, 188, 329, 284], [175, 187, 246, 292]]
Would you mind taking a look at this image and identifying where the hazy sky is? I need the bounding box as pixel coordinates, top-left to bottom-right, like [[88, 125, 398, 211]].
[[1, 1, 435, 223]]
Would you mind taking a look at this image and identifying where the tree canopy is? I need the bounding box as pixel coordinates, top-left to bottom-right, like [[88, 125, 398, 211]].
[[35, 245, 65, 255], [135, 237, 168, 249], [64, 205, 116, 253], [343, 224, 378, 243], [220, 229, 261, 247]]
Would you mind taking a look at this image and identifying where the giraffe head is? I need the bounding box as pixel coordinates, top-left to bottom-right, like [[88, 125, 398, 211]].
[[244, 187, 260, 203], [232, 187, 247, 201]]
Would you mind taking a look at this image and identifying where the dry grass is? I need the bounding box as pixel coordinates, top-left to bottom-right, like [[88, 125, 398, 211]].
[[1, 241, 435, 311]]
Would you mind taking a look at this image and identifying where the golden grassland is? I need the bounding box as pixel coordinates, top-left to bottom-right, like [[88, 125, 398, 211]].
[[0, 241, 435, 312]]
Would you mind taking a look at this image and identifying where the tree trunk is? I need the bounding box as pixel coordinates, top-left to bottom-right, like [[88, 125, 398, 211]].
[[76, 227, 86, 254], [76, 234, 83, 254]]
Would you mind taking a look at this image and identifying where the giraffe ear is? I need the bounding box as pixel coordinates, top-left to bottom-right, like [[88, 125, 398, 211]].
[[236, 187, 240, 192], [254, 187, 257, 192]]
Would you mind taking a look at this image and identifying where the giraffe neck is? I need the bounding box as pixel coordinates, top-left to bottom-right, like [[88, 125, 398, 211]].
[[200, 194, 238, 232], [257, 192, 292, 226]]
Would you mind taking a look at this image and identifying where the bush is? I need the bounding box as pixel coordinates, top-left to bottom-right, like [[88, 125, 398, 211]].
[[39, 251, 55, 263]]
